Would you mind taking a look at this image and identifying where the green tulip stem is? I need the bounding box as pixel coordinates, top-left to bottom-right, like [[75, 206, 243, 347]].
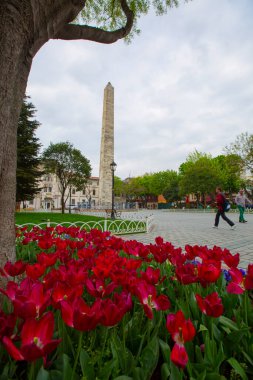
[[71, 331, 83, 380], [244, 291, 248, 326], [28, 362, 35, 380]]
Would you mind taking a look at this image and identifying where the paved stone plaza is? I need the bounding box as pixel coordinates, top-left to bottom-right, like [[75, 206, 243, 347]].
[[123, 210, 253, 269]]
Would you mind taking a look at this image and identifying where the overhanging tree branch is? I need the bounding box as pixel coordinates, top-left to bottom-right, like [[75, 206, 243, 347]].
[[53, 0, 134, 44]]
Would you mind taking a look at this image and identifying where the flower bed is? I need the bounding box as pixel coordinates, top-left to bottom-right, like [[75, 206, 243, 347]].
[[0, 225, 252, 379]]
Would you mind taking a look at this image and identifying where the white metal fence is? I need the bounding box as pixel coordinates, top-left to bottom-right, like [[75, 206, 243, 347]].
[[16, 215, 154, 235]]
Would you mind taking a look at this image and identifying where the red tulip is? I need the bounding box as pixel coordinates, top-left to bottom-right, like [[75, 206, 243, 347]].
[[3, 260, 26, 277], [51, 282, 83, 308], [197, 261, 221, 287], [166, 310, 196, 345], [26, 263, 46, 280], [195, 292, 223, 317], [166, 310, 195, 369], [223, 252, 240, 269], [61, 298, 101, 331], [175, 263, 198, 285], [136, 282, 170, 319], [141, 267, 161, 285], [245, 264, 253, 290], [12, 282, 51, 319], [0, 311, 17, 340], [38, 237, 54, 250], [226, 268, 245, 294], [37, 252, 58, 267], [3, 312, 61, 361], [170, 343, 189, 369]]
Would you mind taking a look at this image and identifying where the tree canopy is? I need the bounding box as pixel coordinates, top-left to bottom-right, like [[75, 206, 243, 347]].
[[225, 133, 253, 174], [16, 97, 42, 204], [42, 142, 91, 213], [179, 152, 222, 206]]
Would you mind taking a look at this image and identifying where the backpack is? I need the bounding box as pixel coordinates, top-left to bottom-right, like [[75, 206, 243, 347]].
[[223, 198, 231, 212]]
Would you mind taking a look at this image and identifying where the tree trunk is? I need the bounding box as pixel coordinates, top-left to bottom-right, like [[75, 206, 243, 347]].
[[61, 193, 65, 214], [0, 0, 134, 267], [0, 2, 34, 263]]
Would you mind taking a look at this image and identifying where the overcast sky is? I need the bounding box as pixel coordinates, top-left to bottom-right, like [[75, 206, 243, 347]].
[[27, 0, 253, 179]]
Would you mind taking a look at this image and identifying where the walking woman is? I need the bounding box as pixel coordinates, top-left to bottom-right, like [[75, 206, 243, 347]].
[[213, 187, 236, 229], [235, 189, 251, 223]]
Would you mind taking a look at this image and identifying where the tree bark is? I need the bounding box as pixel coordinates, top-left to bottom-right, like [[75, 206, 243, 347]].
[[0, 0, 134, 265], [0, 1, 34, 263]]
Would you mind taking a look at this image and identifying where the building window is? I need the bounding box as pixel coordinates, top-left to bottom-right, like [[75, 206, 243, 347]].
[[44, 187, 47, 192], [93, 189, 96, 196], [72, 199, 75, 205], [48, 187, 52, 192], [72, 188, 76, 195], [83, 189, 85, 195]]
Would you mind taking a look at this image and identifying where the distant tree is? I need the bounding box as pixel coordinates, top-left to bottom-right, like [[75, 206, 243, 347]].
[[123, 176, 150, 206], [42, 142, 91, 213], [149, 170, 180, 197], [162, 172, 181, 203], [214, 154, 243, 197], [16, 97, 42, 205], [225, 133, 253, 173], [114, 176, 125, 197], [179, 154, 222, 207]]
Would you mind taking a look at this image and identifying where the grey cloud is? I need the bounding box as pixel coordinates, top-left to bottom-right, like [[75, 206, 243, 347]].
[[27, 0, 253, 179]]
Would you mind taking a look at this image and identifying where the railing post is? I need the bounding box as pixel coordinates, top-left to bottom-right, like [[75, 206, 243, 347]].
[[104, 218, 107, 232], [47, 219, 50, 227]]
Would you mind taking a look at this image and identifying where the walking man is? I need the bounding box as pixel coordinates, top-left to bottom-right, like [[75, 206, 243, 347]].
[[213, 187, 236, 229], [235, 189, 251, 223]]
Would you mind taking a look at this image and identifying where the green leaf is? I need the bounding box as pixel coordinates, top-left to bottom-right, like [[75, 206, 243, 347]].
[[226, 328, 249, 343], [49, 370, 64, 380], [195, 345, 204, 365], [97, 359, 114, 380], [170, 363, 183, 380], [161, 362, 170, 380], [159, 339, 171, 362], [242, 350, 253, 366], [53, 354, 74, 380], [227, 358, 248, 380], [133, 367, 146, 380], [199, 324, 208, 332], [110, 334, 135, 375], [36, 367, 50, 380], [204, 335, 217, 366], [213, 344, 225, 372], [113, 377, 133, 380], [205, 374, 226, 380], [139, 336, 159, 378], [219, 316, 239, 331], [63, 354, 75, 380], [195, 370, 207, 380], [79, 349, 95, 380]]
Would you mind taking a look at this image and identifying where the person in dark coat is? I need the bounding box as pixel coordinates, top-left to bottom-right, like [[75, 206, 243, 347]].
[[213, 187, 236, 229]]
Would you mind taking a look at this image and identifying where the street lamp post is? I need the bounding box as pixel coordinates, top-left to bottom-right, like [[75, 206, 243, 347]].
[[110, 161, 117, 219]]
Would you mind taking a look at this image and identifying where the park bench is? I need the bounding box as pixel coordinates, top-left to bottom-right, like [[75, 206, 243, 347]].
[[105, 209, 122, 218]]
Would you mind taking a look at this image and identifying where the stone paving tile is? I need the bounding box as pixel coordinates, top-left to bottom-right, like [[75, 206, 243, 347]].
[[122, 210, 253, 269]]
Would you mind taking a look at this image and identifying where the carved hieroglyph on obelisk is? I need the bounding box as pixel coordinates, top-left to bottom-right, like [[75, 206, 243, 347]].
[[98, 82, 114, 207]]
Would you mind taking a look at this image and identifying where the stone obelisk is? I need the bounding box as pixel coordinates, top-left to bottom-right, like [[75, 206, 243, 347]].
[[98, 82, 114, 207]]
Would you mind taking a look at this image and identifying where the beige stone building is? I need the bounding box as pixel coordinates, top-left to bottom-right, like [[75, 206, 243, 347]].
[[21, 175, 99, 211]]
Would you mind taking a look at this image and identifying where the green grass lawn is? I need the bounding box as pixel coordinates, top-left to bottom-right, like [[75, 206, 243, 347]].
[[15, 212, 147, 234], [15, 212, 104, 226]]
